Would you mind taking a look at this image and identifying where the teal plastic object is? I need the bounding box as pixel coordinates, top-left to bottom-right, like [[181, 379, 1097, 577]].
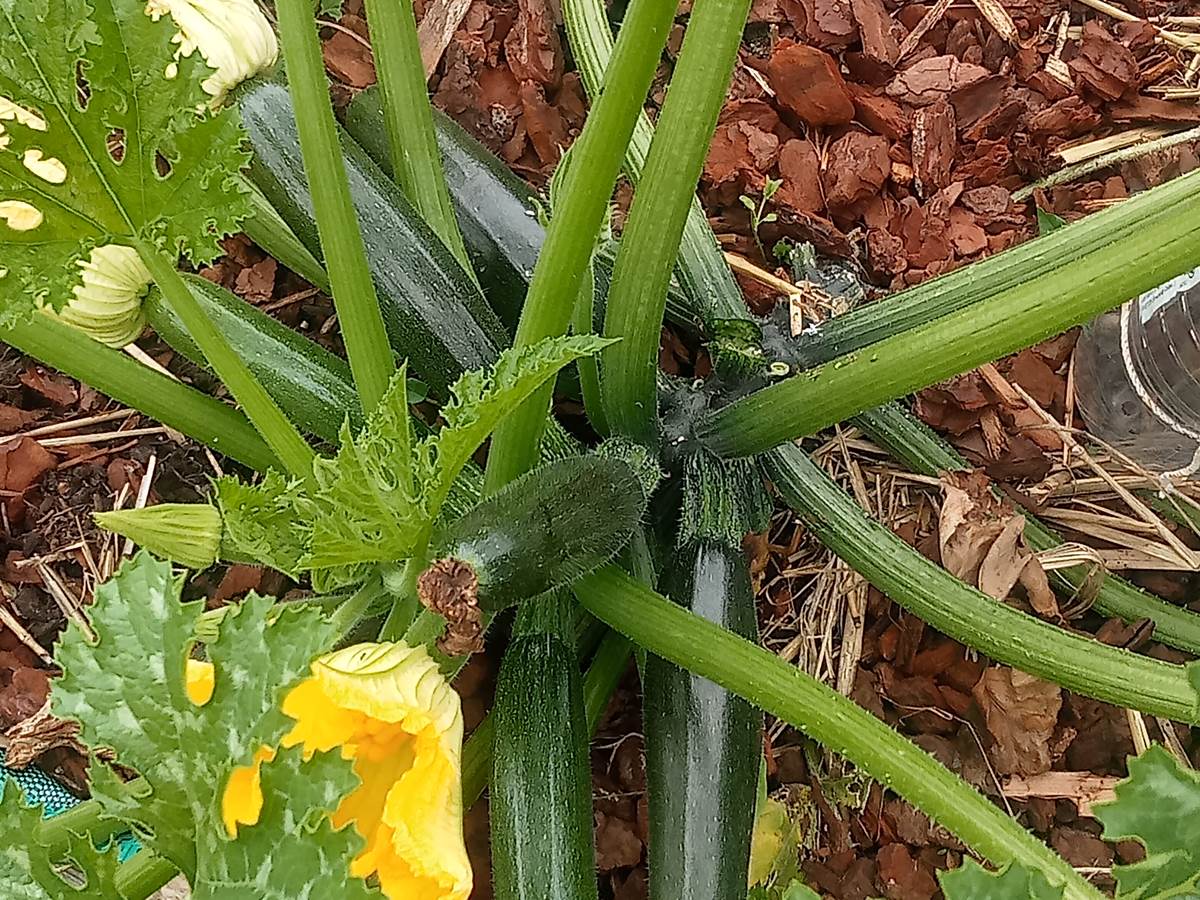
[[2, 749, 141, 863]]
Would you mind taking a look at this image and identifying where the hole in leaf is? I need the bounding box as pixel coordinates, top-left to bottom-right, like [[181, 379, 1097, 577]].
[[0, 96, 47, 131], [22, 149, 67, 184], [107, 129, 125, 163], [75, 61, 90, 111], [154, 151, 172, 179], [0, 200, 44, 231]]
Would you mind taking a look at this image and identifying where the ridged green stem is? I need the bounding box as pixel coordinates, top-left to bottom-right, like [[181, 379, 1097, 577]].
[[482, 0, 679, 491], [856, 402, 1200, 655], [136, 247, 314, 477], [114, 850, 178, 900], [362, 0, 475, 276], [571, 264, 609, 434], [242, 180, 331, 293], [575, 564, 1102, 900], [701, 169, 1200, 457], [601, 0, 752, 443], [275, 0, 395, 411], [764, 443, 1200, 722], [562, 0, 749, 329], [0, 314, 278, 473]]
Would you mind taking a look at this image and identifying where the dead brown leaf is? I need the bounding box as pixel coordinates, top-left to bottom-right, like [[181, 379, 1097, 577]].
[[977, 514, 1028, 602], [233, 257, 278, 303], [0, 437, 55, 494], [594, 810, 643, 872], [973, 667, 1062, 776], [323, 19, 376, 88], [20, 365, 77, 407]]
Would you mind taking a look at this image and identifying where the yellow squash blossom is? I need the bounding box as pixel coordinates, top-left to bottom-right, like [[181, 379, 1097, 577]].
[[145, 0, 278, 103], [41, 245, 151, 347], [187, 643, 472, 900]]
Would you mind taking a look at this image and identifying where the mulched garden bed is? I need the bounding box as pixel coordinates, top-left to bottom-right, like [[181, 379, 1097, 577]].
[[3, 0, 1200, 897]]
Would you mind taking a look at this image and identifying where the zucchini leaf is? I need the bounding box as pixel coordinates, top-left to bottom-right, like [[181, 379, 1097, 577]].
[[51, 554, 337, 879], [0, 0, 249, 320], [413, 333, 614, 517], [192, 748, 380, 900], [213, 334, 614, 573], [939, 860, 1064, 899], [215, 471, 311, 577], [1095, 744, 1200, 898], [0, 780, 123, 899], [309, 367, 423, 570], [748, 882, 820, 900]]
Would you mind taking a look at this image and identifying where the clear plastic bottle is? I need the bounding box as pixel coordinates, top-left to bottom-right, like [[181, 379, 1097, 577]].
[[1074, 265, 1200, 476]]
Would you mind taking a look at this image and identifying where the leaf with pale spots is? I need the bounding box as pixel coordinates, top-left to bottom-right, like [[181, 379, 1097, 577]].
[[192, 747, 380, 900], [939, 860, 1064, 899], [0, 0, 249, 321], [0, 778, 123, 898], [1095, 744, 1200, 898], [51, 553, 337, 881]]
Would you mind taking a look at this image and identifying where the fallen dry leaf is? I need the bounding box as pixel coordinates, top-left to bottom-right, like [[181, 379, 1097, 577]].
[[0, 437, 55, 494], [233, 256, 278, 302], [594, 810, 644, 872], [20, 365, 77, 407], [973, 666, 1062, 776], [322, 19, 376, 89], [938, 470, 1057, 614], [977, 514, 1028, 602]]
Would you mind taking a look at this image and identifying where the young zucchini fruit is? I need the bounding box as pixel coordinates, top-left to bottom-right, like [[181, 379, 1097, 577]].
[[346, 86, 542, 332], [419, 455, 647, 637], [144, 274, 362, 444], [643, 538, 762, 900], [491, 594, 598, 900], [238, 78, 509, 398]]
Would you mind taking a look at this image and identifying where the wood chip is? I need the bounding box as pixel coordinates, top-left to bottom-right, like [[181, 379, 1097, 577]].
[[1003, 771, 1118, 817], [417, 0, 475, 77], [968, 0, 1018, 45], [896, 0, 952, 61]]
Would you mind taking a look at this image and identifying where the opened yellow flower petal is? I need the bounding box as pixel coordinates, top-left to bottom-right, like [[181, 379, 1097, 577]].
[[222, 745, 276, 837], [185, 659, 214, 706], [279, 642, 472, 900]]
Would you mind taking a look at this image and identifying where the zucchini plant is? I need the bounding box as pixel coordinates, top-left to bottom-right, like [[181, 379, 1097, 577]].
[[1, 0, 1199, 899]]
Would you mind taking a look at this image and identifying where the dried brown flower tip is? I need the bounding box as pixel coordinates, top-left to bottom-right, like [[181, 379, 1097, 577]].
[[417, 558, 485, 657]]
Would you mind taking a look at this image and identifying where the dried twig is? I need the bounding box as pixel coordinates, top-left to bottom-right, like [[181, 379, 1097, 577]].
[[1002, 771, 1118, 817], [1012, 124, 1200, 201], [1074, 0, 1200, 50], [0, 603, 52, 665]]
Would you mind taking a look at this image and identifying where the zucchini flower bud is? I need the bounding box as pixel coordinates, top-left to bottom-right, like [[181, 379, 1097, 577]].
[[145, 0, 279, 103], [94, 503, 222, 570], [42, 245, 151, 347], [219, 641, 472, 899]]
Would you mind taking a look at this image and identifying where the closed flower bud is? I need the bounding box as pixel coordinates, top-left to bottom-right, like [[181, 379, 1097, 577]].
[[94, 503, 222, 570]]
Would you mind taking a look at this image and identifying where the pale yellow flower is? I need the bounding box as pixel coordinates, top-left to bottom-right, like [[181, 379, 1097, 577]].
[[203, 643, 472, 899], [145, 0, 278, 102], [41, 245, 150, 347]]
